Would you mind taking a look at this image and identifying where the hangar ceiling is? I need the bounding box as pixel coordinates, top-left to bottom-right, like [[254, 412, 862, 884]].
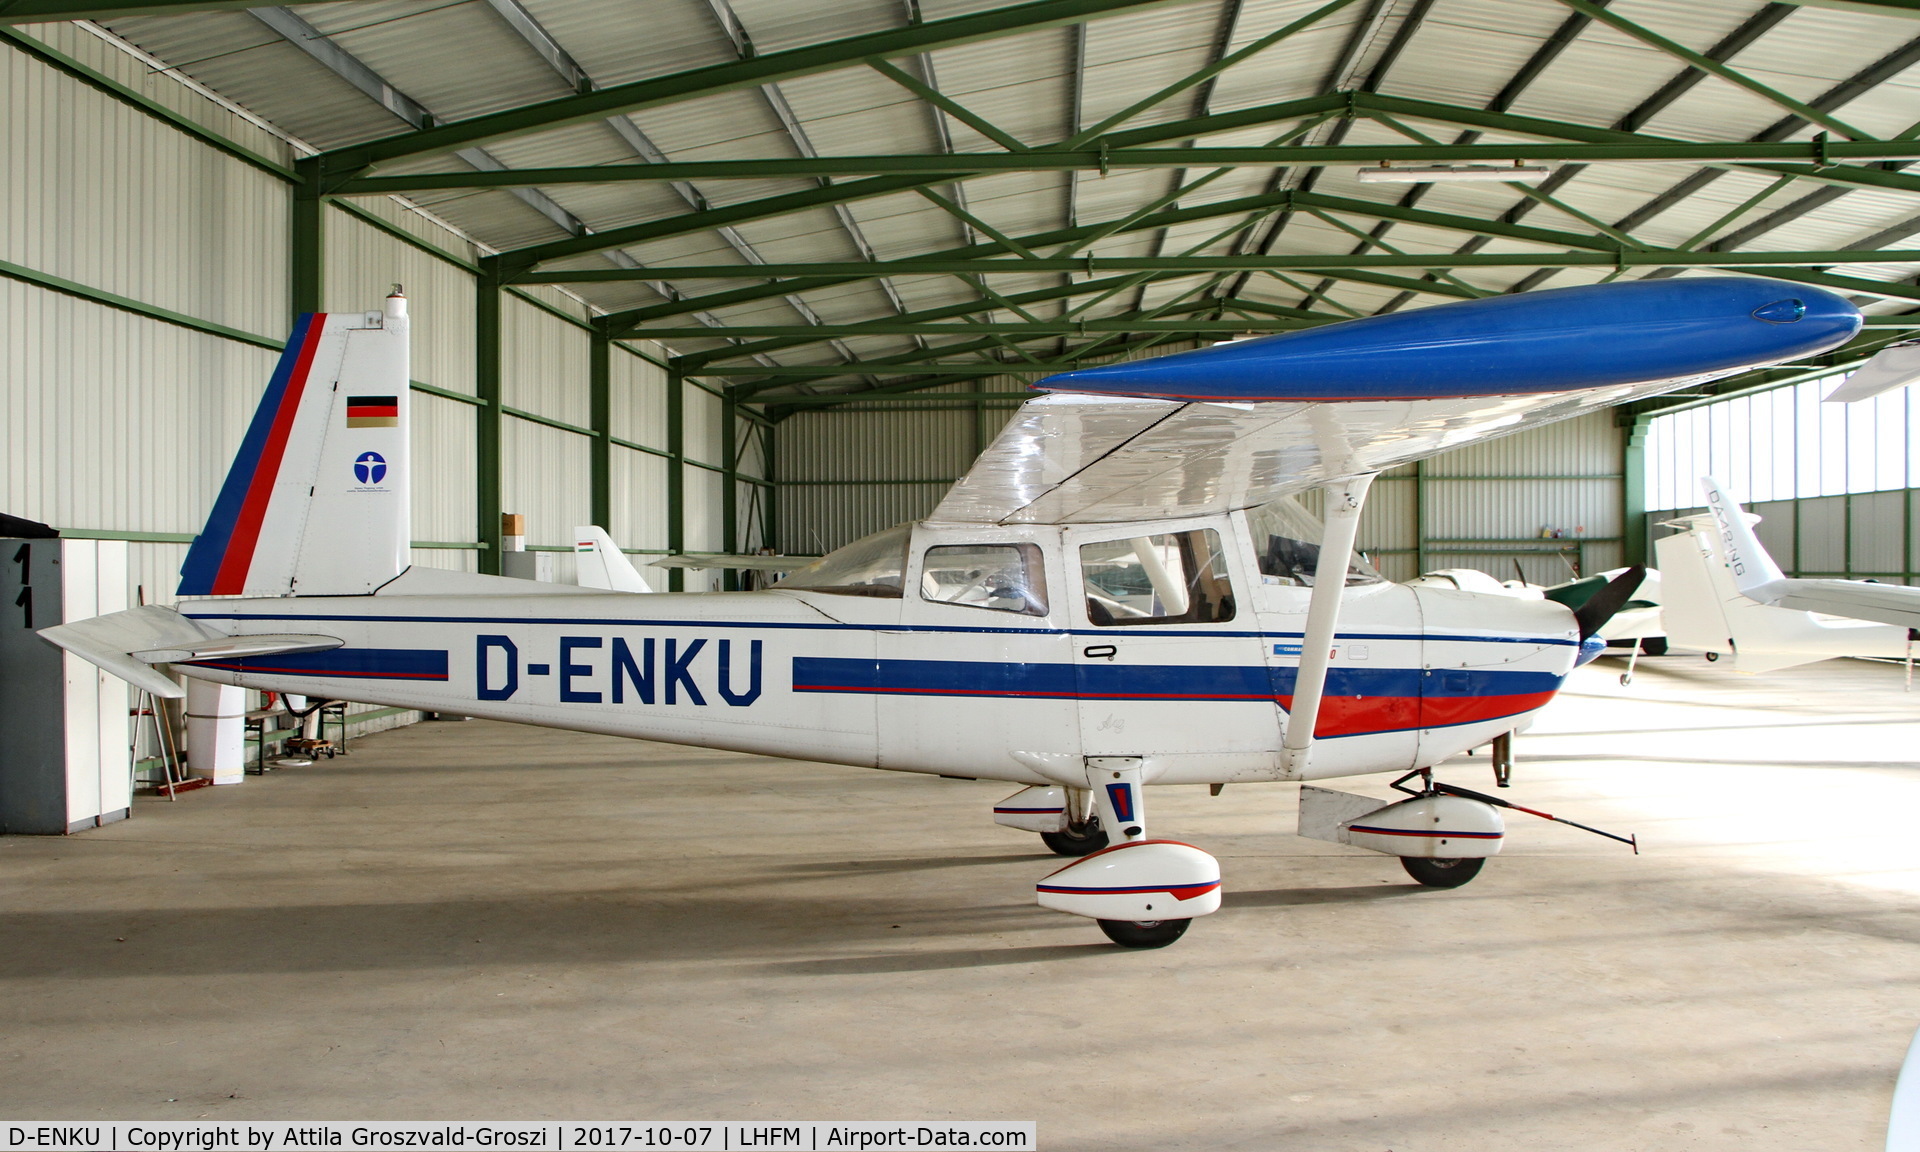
[[8, 0, 1920, 417]]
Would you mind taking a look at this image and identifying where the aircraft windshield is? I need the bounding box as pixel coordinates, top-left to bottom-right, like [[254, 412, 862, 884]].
[[773, 523, 911, 598], [1246, 496, 1382, 588]]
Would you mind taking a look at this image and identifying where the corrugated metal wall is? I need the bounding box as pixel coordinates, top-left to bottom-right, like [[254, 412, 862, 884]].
[[2, 25, 286, 604], [775, 386, 1625, 584], [1415, 412, 1625, 584], [774, 376, 1027, 556], [1, 23, 289, 338], [1, 26, 720, 602], [0, 276, 279, 600], [609, 343, 671, 560]]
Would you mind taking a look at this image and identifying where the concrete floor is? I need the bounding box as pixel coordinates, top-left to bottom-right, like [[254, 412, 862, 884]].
[[5, 656, 1920, 1149]]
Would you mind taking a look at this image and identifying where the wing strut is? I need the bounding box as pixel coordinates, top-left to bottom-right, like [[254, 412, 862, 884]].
[[1280, 472, 1377, 778]]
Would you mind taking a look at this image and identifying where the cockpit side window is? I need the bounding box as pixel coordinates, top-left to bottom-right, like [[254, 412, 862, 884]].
[[1080, 529, 1235, 627], [920, 543, 1048, 615], [772, 523, 911, 598]]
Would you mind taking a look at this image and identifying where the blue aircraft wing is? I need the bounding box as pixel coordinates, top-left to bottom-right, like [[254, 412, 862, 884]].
[[928, 277, 1862, 526]]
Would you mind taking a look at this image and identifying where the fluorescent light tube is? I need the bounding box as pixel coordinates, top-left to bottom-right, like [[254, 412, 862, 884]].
[[1357, 164, 1552, 184]]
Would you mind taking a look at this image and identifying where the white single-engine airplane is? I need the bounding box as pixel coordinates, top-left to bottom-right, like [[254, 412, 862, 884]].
[[41, 279, 1861, 948]]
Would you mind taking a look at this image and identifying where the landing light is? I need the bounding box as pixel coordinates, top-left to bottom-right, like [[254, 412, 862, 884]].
[[1357, 162, 1552, 184]]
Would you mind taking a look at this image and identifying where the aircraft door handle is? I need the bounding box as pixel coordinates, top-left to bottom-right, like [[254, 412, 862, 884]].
[[1083, 644, 1117, 660]]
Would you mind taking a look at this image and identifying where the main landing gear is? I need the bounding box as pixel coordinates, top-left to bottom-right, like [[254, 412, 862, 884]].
[[993, 783, 1111, 856], [998, 767, 1223, 949], [1096, 918, 1191, 948], [1041, 817, 1108, 857]]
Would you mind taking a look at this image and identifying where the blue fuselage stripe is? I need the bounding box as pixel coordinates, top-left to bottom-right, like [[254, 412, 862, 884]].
[[184, 647, 449, 681], [792, 658, 1560, 700]]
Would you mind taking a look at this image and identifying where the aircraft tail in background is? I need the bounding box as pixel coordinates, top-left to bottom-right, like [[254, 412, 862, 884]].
[[572, 526, 655, 593], [1703, 477, 1920, 631], [1700, 478, 1788, 597], [177, 292, 411, 598]]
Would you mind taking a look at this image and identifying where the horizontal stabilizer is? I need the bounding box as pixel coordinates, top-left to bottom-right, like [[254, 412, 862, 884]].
[[39, 607, 339, 697], [37, 605, 215, 698], [131, 633, 342, 663]]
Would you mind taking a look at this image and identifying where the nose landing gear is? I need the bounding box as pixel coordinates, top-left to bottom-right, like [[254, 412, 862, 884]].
[[1400, 855, 1486, 888]]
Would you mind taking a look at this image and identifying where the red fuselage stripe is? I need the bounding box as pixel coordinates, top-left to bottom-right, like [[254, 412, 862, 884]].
[[1346, 826, 1504, 839], [189, 661, 448, 680]]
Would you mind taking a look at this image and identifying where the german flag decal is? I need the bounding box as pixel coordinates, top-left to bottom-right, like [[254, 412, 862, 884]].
[[346, 395, 399, 427]]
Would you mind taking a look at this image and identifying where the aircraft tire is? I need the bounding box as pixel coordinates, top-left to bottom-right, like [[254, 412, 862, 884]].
[[1401, 856, 1485, 888], [1640, 636, 1668, 656], [1097, 918, 1191, 948], [1040, 819, 1109, 857]]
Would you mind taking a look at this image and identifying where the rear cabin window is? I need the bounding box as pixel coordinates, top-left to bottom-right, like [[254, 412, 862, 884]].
[[773, 523, 911, 598], [920, 543, 1048, 616], [1080, 529, 1236, 626]]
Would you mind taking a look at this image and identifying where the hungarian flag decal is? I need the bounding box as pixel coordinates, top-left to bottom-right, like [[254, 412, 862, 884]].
[[346, 395, 399, 427]]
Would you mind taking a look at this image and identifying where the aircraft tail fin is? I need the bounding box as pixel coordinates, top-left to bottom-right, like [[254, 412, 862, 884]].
[[572, 526, 654, 593], [1700, 477, 1786, 600], [178, 292, 411, 598]]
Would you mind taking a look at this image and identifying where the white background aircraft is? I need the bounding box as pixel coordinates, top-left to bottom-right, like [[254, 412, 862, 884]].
[[41, 278, 1862, 947], [1654, 491, 1916, 675]]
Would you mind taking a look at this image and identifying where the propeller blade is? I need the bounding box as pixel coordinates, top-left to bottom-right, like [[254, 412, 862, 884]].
[[1572, 565, 1646, 641]]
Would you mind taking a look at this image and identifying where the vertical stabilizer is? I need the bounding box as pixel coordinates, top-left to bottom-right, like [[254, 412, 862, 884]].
[[179, 293, 410, 597], [572, 526, 654, 593], [1701, 477, 1786, 597]]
